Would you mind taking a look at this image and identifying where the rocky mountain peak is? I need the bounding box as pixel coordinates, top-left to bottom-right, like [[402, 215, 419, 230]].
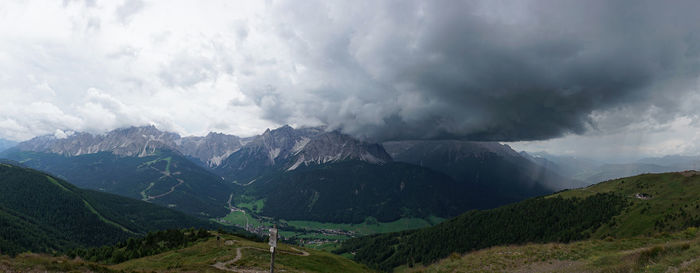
[[17, 125, 180, 157], [215, 125, 394, 182], [246, 125, 391, 167], [286, 131, 392, 170], [178, 132, 244, 167], [244, 125, 319, 165]]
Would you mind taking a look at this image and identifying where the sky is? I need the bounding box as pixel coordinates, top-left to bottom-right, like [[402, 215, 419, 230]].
[[1, 0, 700, 161]]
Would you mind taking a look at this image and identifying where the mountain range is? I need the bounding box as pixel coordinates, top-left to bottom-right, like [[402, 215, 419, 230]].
[[384, 140, 579, 207], [0, 125, 570, 224], [525, 152, 700, 184]]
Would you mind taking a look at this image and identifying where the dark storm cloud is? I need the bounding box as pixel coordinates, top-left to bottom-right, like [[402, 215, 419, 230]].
[[247, 0, 700, 142]]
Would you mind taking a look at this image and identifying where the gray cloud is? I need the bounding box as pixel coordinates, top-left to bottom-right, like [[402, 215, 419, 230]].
[[115, 0, 144, 24], [159, 43, 235, 88], [237, 0, 700, 142]]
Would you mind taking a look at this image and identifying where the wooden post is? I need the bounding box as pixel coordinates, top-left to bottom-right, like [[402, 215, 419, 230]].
[[270, 246, 275, 273], [269, 224, 278, 273]]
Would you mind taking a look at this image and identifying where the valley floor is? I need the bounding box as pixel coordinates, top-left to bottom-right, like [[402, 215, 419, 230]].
[[398, 228, 700, 273], [215, 207, 443, 250]]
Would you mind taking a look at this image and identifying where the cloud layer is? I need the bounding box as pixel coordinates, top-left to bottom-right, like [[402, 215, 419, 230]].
[[247, 0, 700, 142], [1, 0, 700, 153]]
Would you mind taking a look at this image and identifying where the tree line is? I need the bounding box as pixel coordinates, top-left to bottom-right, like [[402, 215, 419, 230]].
[[335, 193, 628, 272], [66, 228, 212, 264]]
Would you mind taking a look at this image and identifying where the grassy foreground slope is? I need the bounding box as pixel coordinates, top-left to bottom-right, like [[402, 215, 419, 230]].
[[339, 171, 700, 271], [0, 254, 115, 273], [398, 228, 700, 273], [0, 231, 372, 273], [111, 232, 373, 273]]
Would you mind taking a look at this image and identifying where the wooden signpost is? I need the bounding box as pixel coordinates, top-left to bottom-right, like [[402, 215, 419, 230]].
[[269, 225, 278, 273]]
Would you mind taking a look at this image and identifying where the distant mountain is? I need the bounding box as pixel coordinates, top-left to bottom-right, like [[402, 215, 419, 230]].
[[2, 125, 580, 225], [214, 126, 392, 184], [1, 125, 399, 219], [636, 155, 700, 170], [225, 137, 590, 224], [214, 125, 322, 183], [382, 140, 575, 207], [214, 126, 464, 223], [16, 126, 180, 157], [245, 161, 470, 223], [524, 152, 682, 184], [0, 139, 16, 153], [2, 126, 236, 217], [0, 163, 227, 256], [581, 163, 674, 183], [210, 126, 541, 224], [286, 131, 393, 170], [177, 132, 250, 167], [14, 126, 252, 168], [524, 152, 602, 181]]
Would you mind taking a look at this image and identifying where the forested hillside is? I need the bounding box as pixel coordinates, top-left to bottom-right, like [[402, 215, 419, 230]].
[[337, 171, 700, 272], [0, 163, 230, 256], [67, 228, 214, 264], [244, 161, 478, 223], [1, 149, 231, 217], [336, 193, 627, 271]]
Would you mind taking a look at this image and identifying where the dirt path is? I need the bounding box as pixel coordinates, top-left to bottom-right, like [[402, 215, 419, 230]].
[[141, 159, 184, 201], [212, 247, 267, 273], [147, 178, 184, 200], [511, 260, 586, 273], [212, 247, 243, 270], [233, 179, 258, 186], [212, 246, 310, 272], [666, 257, 699, 273], [290, 247, 310, 256]]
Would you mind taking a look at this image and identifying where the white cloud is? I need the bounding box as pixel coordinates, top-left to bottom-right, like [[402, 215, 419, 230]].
[[53, 129, 69, 139], [0, 0, 276, 141], [115, 0, 145, 24], [508, 115, 700, 161]]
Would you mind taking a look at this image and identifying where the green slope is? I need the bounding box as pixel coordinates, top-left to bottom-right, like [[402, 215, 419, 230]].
[[0, 230, 373, 273], [1, 149, 232, 217], [551, 171, 700, 237], [0, 254, 115, 273], [0, 163, 230, 256], [110, 232, 374, 273], [338, 171, 700, 272], [398, 228, 700, 273]]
